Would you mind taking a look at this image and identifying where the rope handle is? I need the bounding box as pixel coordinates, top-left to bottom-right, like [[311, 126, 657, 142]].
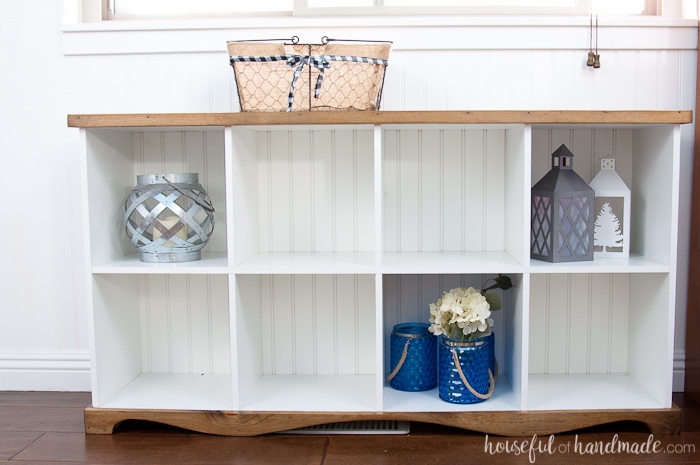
[[451, 349, 495, 400], [386, 339, 411, 382]]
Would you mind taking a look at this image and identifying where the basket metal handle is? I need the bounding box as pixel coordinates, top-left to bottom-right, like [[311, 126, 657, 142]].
[[227, 36, 299, 44], [321, 36, 393, 44]]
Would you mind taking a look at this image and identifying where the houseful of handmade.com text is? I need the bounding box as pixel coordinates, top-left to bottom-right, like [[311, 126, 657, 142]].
[[484, 434, 696, 463]]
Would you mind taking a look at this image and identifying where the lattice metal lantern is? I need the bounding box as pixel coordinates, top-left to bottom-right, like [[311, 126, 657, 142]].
[[124, 173, 215, 263], [531, 144, 594, 262], [589, 158, 631, 258]]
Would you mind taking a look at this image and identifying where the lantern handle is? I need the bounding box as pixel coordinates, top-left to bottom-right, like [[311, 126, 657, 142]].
[[161, 176, 216, 213]]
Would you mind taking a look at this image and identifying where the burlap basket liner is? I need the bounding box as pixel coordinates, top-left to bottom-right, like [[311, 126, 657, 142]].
[[227, 41, 390, 112]]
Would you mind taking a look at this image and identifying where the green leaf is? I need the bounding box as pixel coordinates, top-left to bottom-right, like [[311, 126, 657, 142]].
[[485, 292, 503, 311], [494, 274, 513, 290], [481, 274, 514, 293]]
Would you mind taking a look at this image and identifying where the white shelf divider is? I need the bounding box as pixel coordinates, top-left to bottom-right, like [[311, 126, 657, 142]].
[[374, 125, 386, 411]]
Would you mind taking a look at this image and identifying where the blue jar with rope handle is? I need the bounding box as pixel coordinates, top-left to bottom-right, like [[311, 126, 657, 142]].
[[388, 323, 437, 391], [438, 332, 495, 404]]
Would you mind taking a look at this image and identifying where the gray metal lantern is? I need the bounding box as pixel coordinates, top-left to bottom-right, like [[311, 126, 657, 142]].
[[531, 144, 594, 262], [124, 173, 215, 263]]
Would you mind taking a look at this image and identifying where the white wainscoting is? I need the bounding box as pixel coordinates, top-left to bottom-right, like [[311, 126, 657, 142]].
[[0, 353, 91, 391]]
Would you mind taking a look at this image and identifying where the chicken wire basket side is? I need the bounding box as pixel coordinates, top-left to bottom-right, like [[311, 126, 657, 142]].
[[227, 38, 391, 112], [227, 41, 306, 112]]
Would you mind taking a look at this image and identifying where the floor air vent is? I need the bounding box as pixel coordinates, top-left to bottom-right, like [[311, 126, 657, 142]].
[[283, 420, 410, 435]]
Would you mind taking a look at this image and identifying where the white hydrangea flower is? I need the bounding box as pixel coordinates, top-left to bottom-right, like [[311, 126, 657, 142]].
[[427, 286, 496, 340]]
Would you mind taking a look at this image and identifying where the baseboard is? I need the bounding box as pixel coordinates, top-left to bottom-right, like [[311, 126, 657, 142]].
[[0, 352, 91, 391], [0, 350, 688, 394]]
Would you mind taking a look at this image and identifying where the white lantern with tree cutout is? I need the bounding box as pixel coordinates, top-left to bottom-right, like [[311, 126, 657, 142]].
[[589, 158, 631, 258]]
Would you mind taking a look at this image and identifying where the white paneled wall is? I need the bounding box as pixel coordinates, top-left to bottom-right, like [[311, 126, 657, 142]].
[[129, 132, 231, 377], [138, 275, 230, 374], [383, 129, 507, 252], [529, 273, 631, 375], [132, 131, 227, 254], [256, 130, 375, 253], [383, 49, 694, 111], [532, 128, 634, 188], [58, 50, 697, 114], [0, 0, 695, 390], [259, 274, 376, 375]]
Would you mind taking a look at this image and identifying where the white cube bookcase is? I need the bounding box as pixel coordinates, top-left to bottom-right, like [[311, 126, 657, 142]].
[[70, 111, 690, 435]]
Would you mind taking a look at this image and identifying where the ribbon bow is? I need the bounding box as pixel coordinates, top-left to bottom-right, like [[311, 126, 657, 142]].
[[285, 55, 332, 112]]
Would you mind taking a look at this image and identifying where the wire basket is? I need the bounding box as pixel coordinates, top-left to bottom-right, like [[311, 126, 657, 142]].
[[227, 36, 391, 112]]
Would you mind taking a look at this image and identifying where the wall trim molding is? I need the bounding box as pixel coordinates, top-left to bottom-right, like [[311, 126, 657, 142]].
[[0, 352, 92, 392], [61, 18, 698, 56]]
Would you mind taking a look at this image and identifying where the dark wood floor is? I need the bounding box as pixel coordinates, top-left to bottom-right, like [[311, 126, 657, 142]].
[[2, 392, 700, 464]]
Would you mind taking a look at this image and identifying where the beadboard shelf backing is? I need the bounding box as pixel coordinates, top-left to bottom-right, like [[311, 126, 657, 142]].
[[72, 111, 687, 436]]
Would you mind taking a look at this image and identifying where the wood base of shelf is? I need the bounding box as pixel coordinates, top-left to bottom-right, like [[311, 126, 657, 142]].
[[84, 406, 681, 436]]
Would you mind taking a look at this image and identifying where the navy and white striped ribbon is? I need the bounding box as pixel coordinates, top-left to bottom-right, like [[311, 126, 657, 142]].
[[230, 54, 389, 111], [285, 55, 331, 109]]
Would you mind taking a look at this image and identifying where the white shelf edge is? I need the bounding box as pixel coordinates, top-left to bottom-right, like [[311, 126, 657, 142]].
[[92, 252, 230, 274], [383, 376, 520, 412], [380, 251, 524, 274], [91, 251, 671, 275], [241, 374, 378, 412], [233, 252, 377, 275], [98, 373, 235, 410], [527, 373, 664, 411], [528, 254, 670, 274]]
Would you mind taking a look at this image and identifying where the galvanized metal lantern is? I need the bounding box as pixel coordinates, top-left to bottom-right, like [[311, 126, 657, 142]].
[[531, 144, 594, 262], [124, 173, 215, 263], [589, 158, 631, 258]]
